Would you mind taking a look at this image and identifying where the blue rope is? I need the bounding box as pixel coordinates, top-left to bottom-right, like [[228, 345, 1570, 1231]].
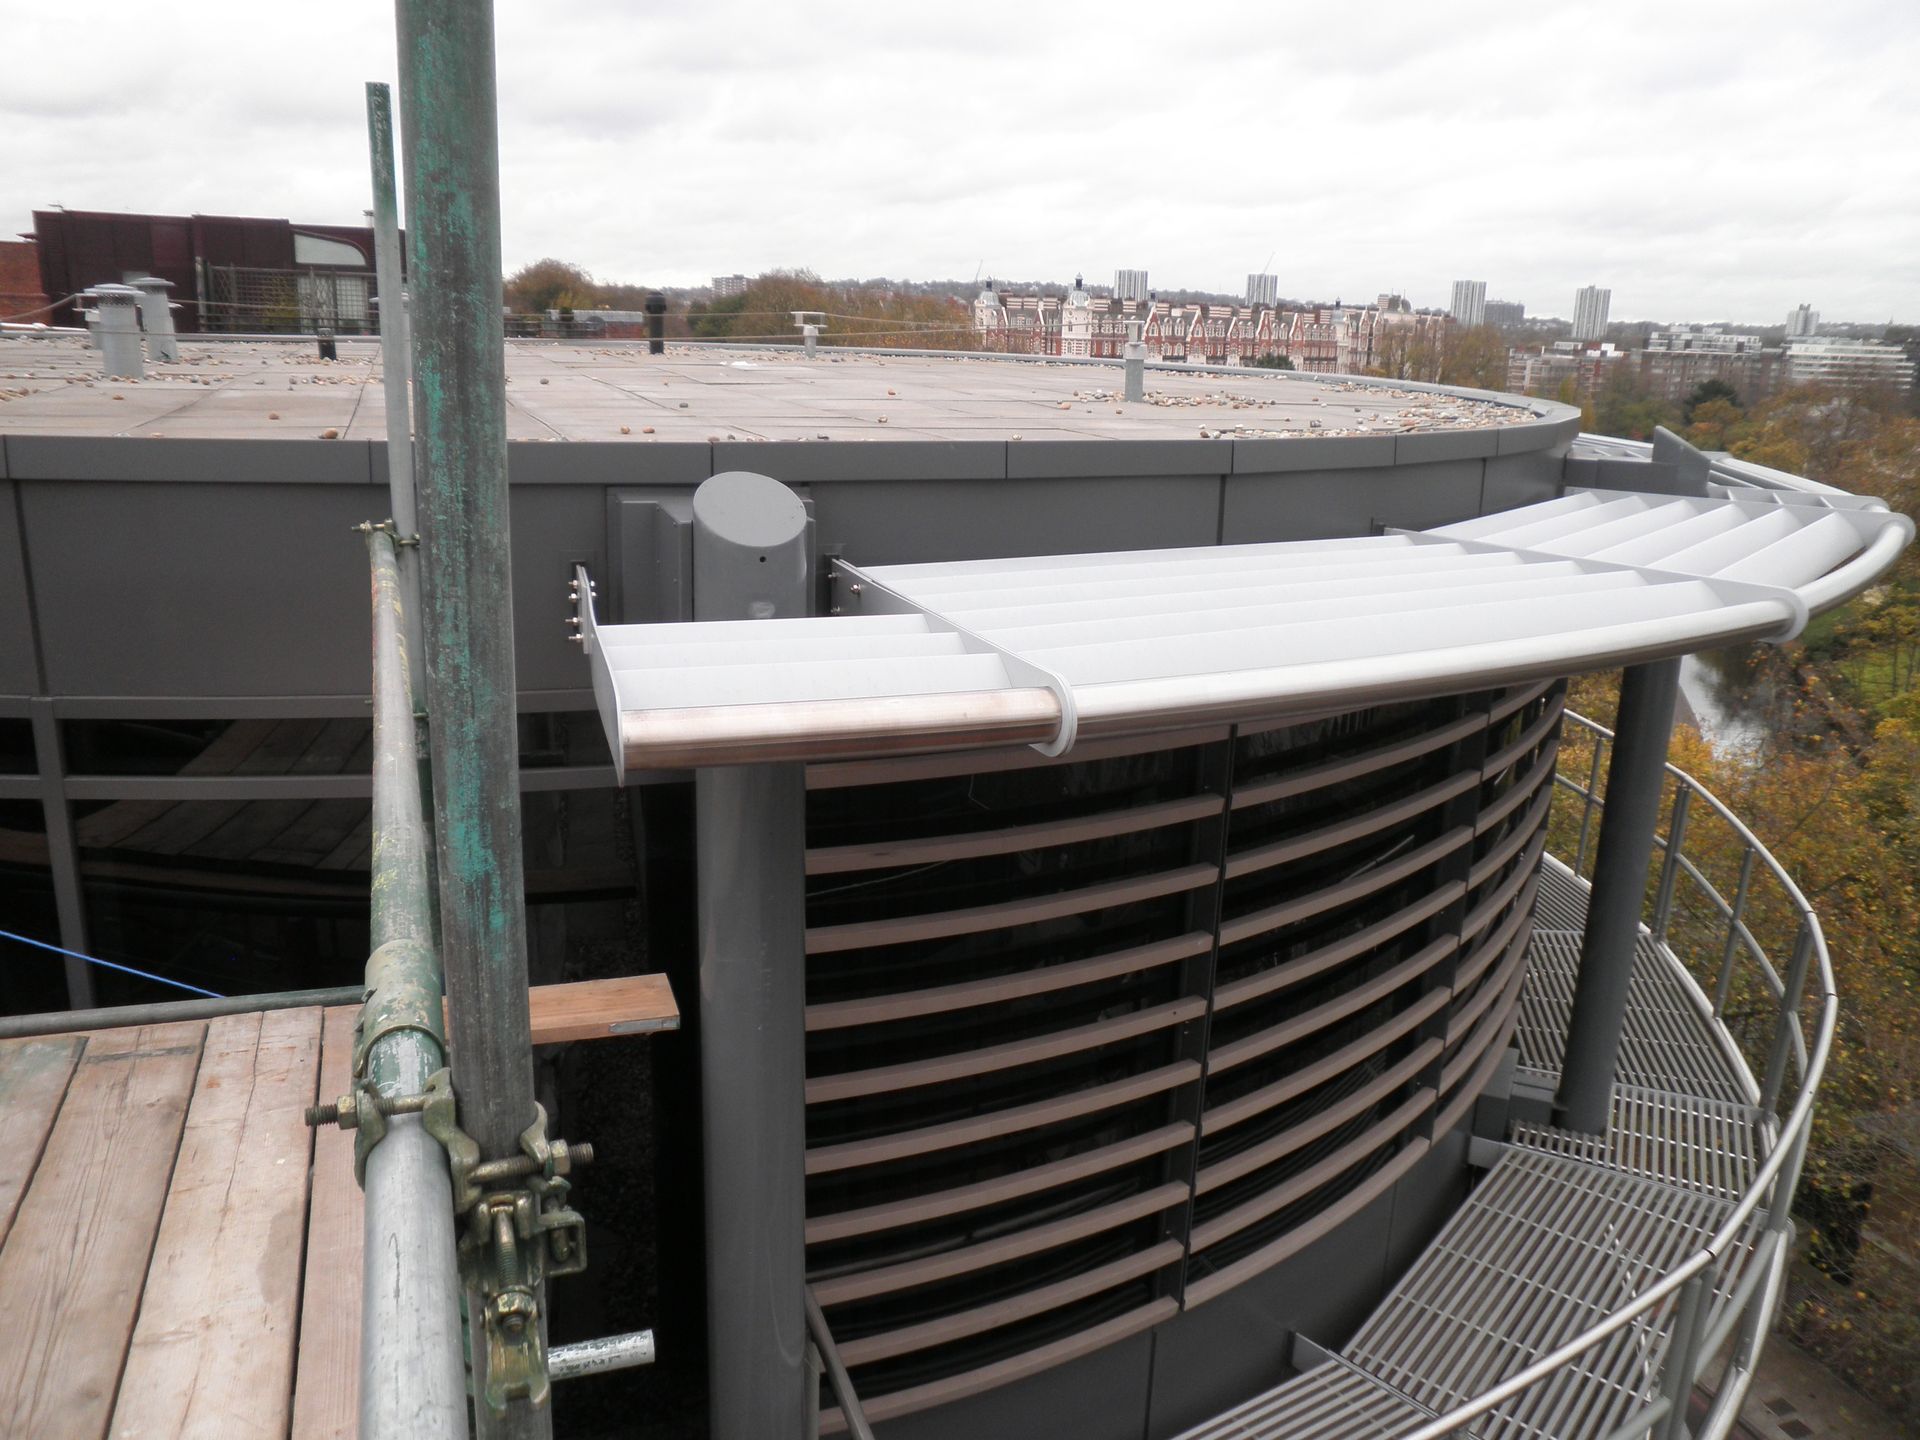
[[0, 927, 225, 999]]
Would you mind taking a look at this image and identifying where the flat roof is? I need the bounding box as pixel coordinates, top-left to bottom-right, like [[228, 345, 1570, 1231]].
[[0, 335, 1540, 443]]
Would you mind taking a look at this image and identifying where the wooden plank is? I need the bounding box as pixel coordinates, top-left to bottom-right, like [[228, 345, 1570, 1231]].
[[0, 1034, 84, 1248], [0, 1022, 205, 1440], [440, 974, 680, 1044], [290, 1006, 363, 1440], [110, 1009, 321, 1440], [529, 973, 679, 1041]]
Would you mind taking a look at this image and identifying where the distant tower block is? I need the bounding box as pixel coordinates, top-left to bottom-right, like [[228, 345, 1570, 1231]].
[[1114, 268, 1150, 302], [1485, 299, 1525, 329], [1247, 273, 1279, 308], [1449, 280, 1487, 329], [1786, 303, 1819, 338], [129, 276, 180, 361], [1574, 285, 1612, 342]]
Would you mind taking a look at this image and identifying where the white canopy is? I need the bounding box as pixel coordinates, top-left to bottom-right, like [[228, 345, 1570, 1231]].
[[584, 484, 1911, 777]]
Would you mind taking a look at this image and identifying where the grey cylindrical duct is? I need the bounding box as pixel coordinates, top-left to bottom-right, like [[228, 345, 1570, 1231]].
[[89, 285, 144, 378], [129, 277, 179, 361]]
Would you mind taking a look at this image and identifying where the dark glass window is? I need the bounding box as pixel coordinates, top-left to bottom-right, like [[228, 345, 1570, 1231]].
[[517, 711, 613, 770], [63, 716, 373, 777], [521, 787, 642, 984], [0, 796, 67, 1015], [77, 796, 372, 1003], [0, 718, 32, 774]]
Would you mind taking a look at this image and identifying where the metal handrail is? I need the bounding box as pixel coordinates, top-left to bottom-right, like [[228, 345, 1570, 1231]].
[[805, 1286, 878, 1440], [1394, 708, 1836, 1440]]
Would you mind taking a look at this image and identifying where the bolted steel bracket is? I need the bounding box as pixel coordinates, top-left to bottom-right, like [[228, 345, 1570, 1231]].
[[310, 1067, 594, 1413], [429, 1073, 592, 1416]]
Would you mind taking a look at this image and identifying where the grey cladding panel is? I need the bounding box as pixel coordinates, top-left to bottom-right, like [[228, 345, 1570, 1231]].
[[812, 475, 1221, 566], [711, 440, 1005, 483], [1232, 435, 1396, 473], [0, 481, 40, 692], [881, 1329, 1155, 1440], [508, 486, 610, 691], [607, 489, 695, 624], [507, 439, 709, 486], [1483, 450, 1566, 515], [4, 435, 373, 485], [1383, 1115, 1472, 1279], [20, 480, 608, 701], [1144, 1183, 1399, 1440], [1563, 455, 1693, 494], [1498, 414, 1580, 455], [1395, 428, 1498, 465], [24, 481, 377, 697], [1223, 461, 1485, 542], [1006, 439, 1229, 480]]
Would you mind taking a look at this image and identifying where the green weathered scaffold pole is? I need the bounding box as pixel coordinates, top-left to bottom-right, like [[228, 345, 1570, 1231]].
[[391, 2, 547, 1434]]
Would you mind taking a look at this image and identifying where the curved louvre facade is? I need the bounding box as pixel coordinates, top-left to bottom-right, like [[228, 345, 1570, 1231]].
[[800, 679, 1563, 1429]]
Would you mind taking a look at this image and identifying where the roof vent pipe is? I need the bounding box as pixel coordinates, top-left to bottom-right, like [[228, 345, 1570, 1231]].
[[86, 284, 144, 379], [128, 277, 179, 361], [1124, 314, 1146, 402]]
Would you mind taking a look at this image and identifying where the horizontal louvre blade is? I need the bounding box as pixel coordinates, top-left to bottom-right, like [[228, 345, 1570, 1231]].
[[805, 995, 1205, 1103], [806, 862, 1218, 954], [805, 931, 1211, 1031]]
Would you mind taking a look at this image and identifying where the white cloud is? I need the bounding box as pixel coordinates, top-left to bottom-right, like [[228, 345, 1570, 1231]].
[[5, 0, 1916, 320]]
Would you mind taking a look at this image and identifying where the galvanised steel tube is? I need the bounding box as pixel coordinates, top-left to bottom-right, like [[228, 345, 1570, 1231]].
[[360, 526, 465, 1440], [1555, 658, 1681, 1134], [393, 4, 545, 1428], [366, 81, 425, 704], [0, 985, 364, 1040]]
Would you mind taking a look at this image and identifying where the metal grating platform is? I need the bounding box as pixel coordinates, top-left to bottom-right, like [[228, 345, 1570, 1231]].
[[1339, 1150, 1762, 1439], [1511, 1084, 1766, 1203], [1191, 1356, 1448, 1440], [1515, 928, 1751, 1105], [1175, 853, 1774, 1440], [1531, 858, 1591, 931]]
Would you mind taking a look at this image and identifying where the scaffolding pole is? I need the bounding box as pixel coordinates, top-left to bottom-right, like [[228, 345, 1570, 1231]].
[[392, 1, 548, 1432], [359, 526, 466, 1439], [365, 80, 426, 703]]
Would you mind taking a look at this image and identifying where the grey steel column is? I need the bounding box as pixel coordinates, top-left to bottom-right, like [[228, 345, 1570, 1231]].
[[1555, 659, 1681, 1134], [28, 700, 93, 1009], [366, 80, 425, 702], [393, 2, 544, 1433], [693, 472, 812, 1440]]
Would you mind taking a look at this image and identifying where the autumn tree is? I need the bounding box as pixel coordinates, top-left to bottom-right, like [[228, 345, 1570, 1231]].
[[1437, 324, 1510, 391], [1682, 377, 1740, 423], [503, 258, 599, 314], [686, 270, 976, 351], [1591, 369, 1677, 440], [1684, 396, 1743, 452]]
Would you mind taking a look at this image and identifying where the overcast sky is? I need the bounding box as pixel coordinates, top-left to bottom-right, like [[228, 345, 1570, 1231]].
[[8, 1, 1917, 322]]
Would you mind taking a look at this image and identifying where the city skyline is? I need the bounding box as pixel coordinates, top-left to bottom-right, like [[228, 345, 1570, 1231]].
[[4, 1, 1916, 322]]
